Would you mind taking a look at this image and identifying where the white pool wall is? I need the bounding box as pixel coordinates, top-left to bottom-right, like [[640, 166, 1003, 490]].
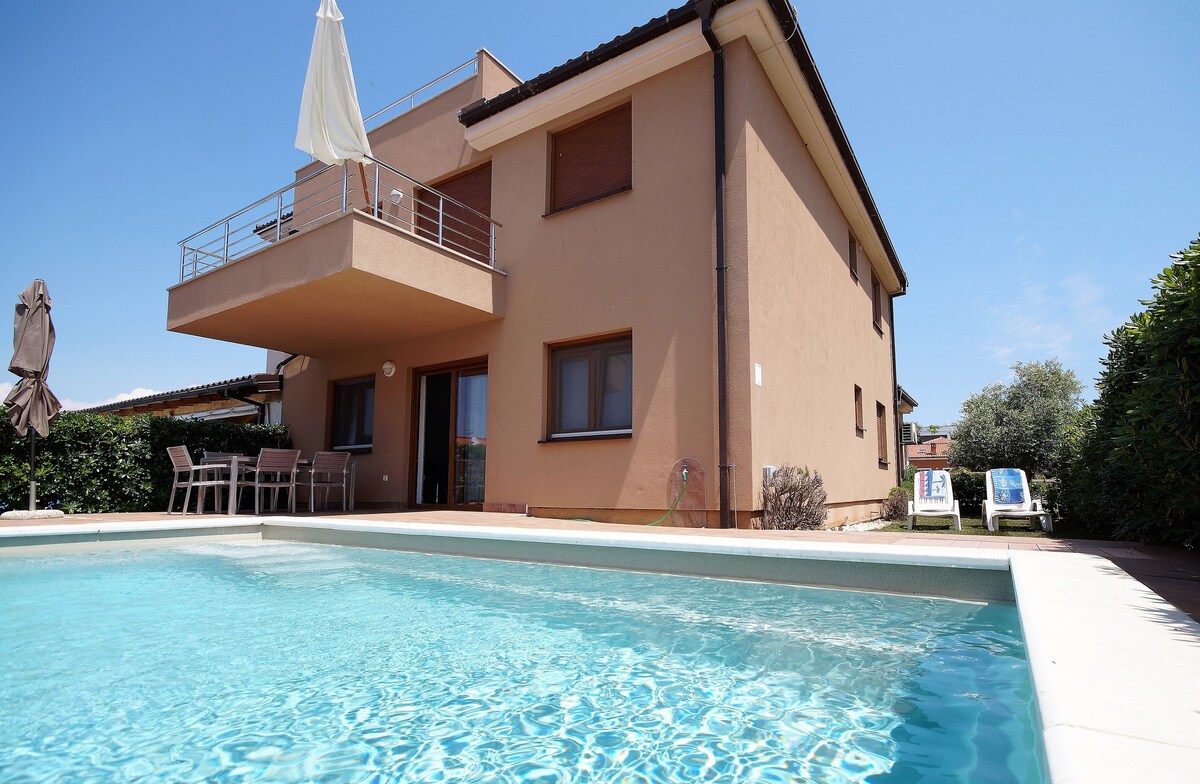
[[2, 517, 1198, 783]]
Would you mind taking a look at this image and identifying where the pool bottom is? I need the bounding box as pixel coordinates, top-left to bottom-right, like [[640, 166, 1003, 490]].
[[0, 539, 1043, 783]]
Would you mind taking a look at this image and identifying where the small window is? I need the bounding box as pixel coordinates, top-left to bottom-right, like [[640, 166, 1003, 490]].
[[871, 270, 883, 330], [331, 377, 375, 450], [854, 385, 864, 433], [549, 104, 632, 213], [876, 402, 888, 465], [848, 231, 859, 279], [549, 335, 633, 438]]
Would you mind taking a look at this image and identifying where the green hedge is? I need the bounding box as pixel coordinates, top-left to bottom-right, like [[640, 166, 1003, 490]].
[[0, 412, 290, 514]]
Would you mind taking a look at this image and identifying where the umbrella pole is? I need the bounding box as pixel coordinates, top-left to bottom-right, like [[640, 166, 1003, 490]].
[[28, 427, 36, 512], [357, 162, 374, 216]]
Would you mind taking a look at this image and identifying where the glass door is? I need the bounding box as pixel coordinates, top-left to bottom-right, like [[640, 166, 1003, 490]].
[[415, 364, 487, 507]]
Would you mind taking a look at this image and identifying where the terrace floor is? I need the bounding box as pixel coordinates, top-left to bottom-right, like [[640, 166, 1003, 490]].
[[6, 509, 1199, 623]]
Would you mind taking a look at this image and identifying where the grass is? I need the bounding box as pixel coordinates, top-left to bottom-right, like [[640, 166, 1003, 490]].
[[875, 513, 1052, 538]]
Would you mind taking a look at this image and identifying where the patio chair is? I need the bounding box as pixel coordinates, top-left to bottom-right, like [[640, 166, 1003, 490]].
[[166, 446, 226, 515], [983, 468, 1052, 532], [236, 448, 302, 514], [906, 469, 961, 530], [308, 451, 351, 512]]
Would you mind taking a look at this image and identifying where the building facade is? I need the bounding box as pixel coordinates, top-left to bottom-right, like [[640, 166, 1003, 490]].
[[167, 0, 908, 527]]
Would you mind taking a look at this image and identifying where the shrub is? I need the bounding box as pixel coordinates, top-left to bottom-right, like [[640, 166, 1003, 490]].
[[949, 469, 985, 515], [880, 486, 909, 522], [1054, 236, 1200, 546], [901, 464, 919, 487], [758, 464, 827, 530], [0, 411, 290, 513]]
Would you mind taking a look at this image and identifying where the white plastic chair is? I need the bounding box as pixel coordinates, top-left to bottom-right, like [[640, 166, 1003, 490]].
[[984, 468, 1052, 532], [906, 469, 961, 530]]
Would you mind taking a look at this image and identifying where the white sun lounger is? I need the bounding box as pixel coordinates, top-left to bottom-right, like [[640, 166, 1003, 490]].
[[906, 469, 962, 530], [983, 468, 1052, 532]]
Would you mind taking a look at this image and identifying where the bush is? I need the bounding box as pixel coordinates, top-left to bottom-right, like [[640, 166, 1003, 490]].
[[880, 487, 909, 522], [901, 464, 919, 487], [758, 464, 827, 530], [0, 411, 290, 513], [1054, 236, 1200, 546], [949, 469, 986, 515]]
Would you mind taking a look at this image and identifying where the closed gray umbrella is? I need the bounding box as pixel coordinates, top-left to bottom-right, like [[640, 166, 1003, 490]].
[[4, 279, 61, 512]]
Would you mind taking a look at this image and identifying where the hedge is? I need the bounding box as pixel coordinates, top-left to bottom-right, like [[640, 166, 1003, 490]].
[[0, 411, 290, 514]]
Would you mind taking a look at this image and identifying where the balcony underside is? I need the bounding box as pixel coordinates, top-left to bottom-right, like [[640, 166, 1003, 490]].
[[167, 212, 505, 356]]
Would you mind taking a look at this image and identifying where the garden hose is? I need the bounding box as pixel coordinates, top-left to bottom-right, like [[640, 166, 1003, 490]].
[[648, 467, 688, 526]]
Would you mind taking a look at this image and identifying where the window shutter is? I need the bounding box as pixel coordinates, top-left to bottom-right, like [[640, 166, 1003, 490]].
[[876, 402, 887, 463], [551, 104, 632, 212], [416, 162, 492, 263], [871, 270, 882, 328]]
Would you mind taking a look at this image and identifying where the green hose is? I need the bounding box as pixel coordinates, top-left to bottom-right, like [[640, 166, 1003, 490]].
[[647, 468, 688, 526]]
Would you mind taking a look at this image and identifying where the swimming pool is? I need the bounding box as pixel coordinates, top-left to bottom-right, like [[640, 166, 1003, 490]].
[[0, 540, 1044, 783]]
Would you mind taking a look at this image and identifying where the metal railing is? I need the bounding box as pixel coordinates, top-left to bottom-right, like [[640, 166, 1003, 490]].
[[178, 56, 490, 282], [178, 156, 500, 282], [363, 58, 476, 129]]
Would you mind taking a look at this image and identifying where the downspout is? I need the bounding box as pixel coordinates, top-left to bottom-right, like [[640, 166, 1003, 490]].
[[227, 393, 267, 425], [698, 1, 731, 528], [889, 294, 902, 486]]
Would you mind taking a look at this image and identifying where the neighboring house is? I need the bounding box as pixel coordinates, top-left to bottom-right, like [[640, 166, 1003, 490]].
[[77, 374, 282, 424], [907, 431, 954, 471], [166, 0, 908, 526]]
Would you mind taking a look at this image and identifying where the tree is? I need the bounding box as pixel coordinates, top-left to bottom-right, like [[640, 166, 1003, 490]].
[[949, 359, 1083, 477], [1056, 235, 1200, 545]]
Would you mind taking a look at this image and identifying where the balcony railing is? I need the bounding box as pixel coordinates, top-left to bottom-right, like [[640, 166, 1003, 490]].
[[177, 57, 493, 282], [177, 156, 500, 282]]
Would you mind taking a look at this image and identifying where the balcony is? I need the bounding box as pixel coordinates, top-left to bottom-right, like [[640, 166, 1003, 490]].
[[167, 155, 505, 356]]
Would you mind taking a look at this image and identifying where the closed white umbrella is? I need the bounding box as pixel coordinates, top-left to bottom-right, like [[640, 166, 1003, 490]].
[[295, 0, 374, 214], [295, 0, 373, 165]]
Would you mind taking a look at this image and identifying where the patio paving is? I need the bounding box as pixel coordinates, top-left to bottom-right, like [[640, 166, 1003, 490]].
[[6, 509, 1198, 623]]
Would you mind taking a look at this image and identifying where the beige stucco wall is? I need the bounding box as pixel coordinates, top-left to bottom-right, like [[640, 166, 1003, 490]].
[[282, 53, 721, 519], [727, 38, 900, 523], [193, 39, 901, 526]]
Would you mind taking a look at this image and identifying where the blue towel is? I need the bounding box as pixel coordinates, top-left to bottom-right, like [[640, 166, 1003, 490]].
[[991, 469, 1026, 504]]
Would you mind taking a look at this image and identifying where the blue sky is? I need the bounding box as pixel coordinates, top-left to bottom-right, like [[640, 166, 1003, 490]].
[[1, 1, 1196, 424]]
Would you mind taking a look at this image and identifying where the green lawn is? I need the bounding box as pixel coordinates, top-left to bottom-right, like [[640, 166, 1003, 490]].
[[876, 514, 1052, 538]]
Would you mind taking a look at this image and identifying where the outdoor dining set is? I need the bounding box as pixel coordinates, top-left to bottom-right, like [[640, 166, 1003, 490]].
[[166, 446, 355, 516]]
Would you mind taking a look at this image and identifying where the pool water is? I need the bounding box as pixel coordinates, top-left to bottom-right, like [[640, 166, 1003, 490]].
[[0, 541, 1044, 783]]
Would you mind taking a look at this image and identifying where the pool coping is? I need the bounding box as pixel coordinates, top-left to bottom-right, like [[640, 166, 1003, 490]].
[[3, 516, 1198, 784]]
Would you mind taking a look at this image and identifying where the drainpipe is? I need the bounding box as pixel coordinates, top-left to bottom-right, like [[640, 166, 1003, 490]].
[[889, 294, 902, 486], [698, 1, 731, 529], [227, 393, 267, 425]]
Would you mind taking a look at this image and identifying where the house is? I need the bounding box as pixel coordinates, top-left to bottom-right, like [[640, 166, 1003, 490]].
[[76, 374, 282, 424], [906, 426, 954, 471], [166, 0, 908, 527]]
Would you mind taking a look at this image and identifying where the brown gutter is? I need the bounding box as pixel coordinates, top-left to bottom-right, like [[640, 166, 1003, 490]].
[[696, 0, 732, 529], [457, 0, 907, 290]]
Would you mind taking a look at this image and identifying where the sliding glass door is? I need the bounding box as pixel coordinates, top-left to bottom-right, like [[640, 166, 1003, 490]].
[[415, 364, 487, 507]]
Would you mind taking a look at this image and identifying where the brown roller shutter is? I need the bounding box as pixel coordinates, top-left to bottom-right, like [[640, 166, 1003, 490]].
[[550, 104, 632, 213], [416, 162, 492, 263]]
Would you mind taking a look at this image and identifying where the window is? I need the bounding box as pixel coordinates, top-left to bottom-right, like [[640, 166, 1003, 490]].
[[876, 401, 888, 465], [549, 335, 633, 438], [549, 104, 632, 213], [331, 377, 374, 450], [871, 270, 883, 330], [415, 162, 492, 264], [854, 385, 864, 433], [848, 231, 859, 279]]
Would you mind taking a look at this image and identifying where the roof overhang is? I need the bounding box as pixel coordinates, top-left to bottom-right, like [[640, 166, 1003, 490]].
[[79, 374, 281, 416], [459, 0, 907, 292]]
